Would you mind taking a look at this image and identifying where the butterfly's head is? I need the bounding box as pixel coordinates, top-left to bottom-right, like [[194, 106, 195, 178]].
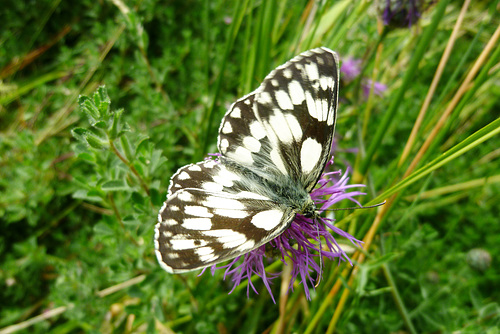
[[300, 198, 317, 218]]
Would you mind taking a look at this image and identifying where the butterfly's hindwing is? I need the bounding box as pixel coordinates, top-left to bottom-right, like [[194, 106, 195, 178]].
[[218, 47, 339, 191], [155, 161, 295, 273]]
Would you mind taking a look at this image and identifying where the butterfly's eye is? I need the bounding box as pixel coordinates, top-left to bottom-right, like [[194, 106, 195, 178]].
[[303, 210, 315, 218], [301, 201, 317, 218]]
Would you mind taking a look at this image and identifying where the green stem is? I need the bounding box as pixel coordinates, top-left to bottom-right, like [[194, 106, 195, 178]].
[[358, 0, 450, 177], [201, 0, 250, 157], [107, 193, 124, 230], [382, 263, 417, 334], [109, 139, 150, 197]]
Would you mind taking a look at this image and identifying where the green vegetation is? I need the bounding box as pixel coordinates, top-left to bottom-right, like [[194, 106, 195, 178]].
[[1, 0, 498, 333]]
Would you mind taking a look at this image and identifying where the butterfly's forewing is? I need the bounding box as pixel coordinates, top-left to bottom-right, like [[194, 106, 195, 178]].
[[218, 47, 339, 191], [155, 161, 295, 273]]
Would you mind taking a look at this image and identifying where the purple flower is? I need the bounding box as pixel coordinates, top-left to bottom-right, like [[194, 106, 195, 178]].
[[380, 0, 427, 28], [362, 79, 387, 97], [202, 157, 366, 302], [340, 57, 387, 99], [340, 58, 362, 82], [223, 16, 233, 25]]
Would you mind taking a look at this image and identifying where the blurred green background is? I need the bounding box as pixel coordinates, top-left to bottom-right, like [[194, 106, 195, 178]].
[[0, 0, 499, 333]]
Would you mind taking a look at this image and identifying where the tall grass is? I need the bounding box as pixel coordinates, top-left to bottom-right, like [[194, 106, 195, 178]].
[[0, 0, 498, 333]]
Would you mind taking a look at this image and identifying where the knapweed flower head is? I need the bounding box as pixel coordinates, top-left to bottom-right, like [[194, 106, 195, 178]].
[[379, 0, 428, 28], [202, 155, 366, 302]]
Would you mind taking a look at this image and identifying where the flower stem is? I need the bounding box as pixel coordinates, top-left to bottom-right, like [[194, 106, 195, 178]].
[[356, 0, 450, 181], [404, 23, 500, 177], [398, 0, 472, 167], [382, 263, 417, 334], [109, 138, 150, 197]]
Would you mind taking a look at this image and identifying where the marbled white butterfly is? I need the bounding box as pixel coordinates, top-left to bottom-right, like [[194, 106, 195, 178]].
[[155, 47, 339, 273]]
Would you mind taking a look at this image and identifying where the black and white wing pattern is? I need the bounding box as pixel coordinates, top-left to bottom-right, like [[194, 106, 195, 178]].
[[218, 47, 339, 192], [156, 160, 295, 272], [155, 47, 339, 273]]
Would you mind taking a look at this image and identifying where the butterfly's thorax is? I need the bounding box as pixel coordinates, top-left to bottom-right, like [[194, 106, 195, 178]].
[[221, 157, 315, 219]]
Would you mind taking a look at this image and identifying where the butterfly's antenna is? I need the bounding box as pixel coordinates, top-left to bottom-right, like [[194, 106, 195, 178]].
[[323, 200, 387, 212], [315, 216, 323, 288]]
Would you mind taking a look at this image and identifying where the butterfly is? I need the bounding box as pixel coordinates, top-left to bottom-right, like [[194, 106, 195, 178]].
[[155, 47, 339, 273]]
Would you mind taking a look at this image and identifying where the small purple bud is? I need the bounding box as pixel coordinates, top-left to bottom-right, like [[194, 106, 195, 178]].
[[340, 58, 362, 82], [362, 79, 387, 97], [380, 0, 427, 28]]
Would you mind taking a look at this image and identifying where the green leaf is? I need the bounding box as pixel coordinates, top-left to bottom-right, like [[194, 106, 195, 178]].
[[101, 180, 129, 191], [149, 149, 167, 174], [72, 127, 88, 136], [93, 120, 108, 129], [117, 122, 131, 137], [132, 202, 150, 214], [125, 304, 143, 316], [93, 222, 114, 236], [76, 152, 96, 163], [132, 161, 145, 178], [379, 117, 500, 201], [94, 86, 111, 118], [87, 188, 103, 196], [119, 135, 134, 161], [150, 188, 162, 207], [146, 317, 156, 334], [136, 221, 149, 237], [84, 132, 108, 150], [78, 86, 111, 127], [0, 70, 68, 106], [78, 95, 99, 124], [71, 127, 89, 143], [122, 215, 140, 227], [72, 189, 103, 202], [135, 135, 150, 153], [131, 192, 145, 205], [109, 108, 124, 139]]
